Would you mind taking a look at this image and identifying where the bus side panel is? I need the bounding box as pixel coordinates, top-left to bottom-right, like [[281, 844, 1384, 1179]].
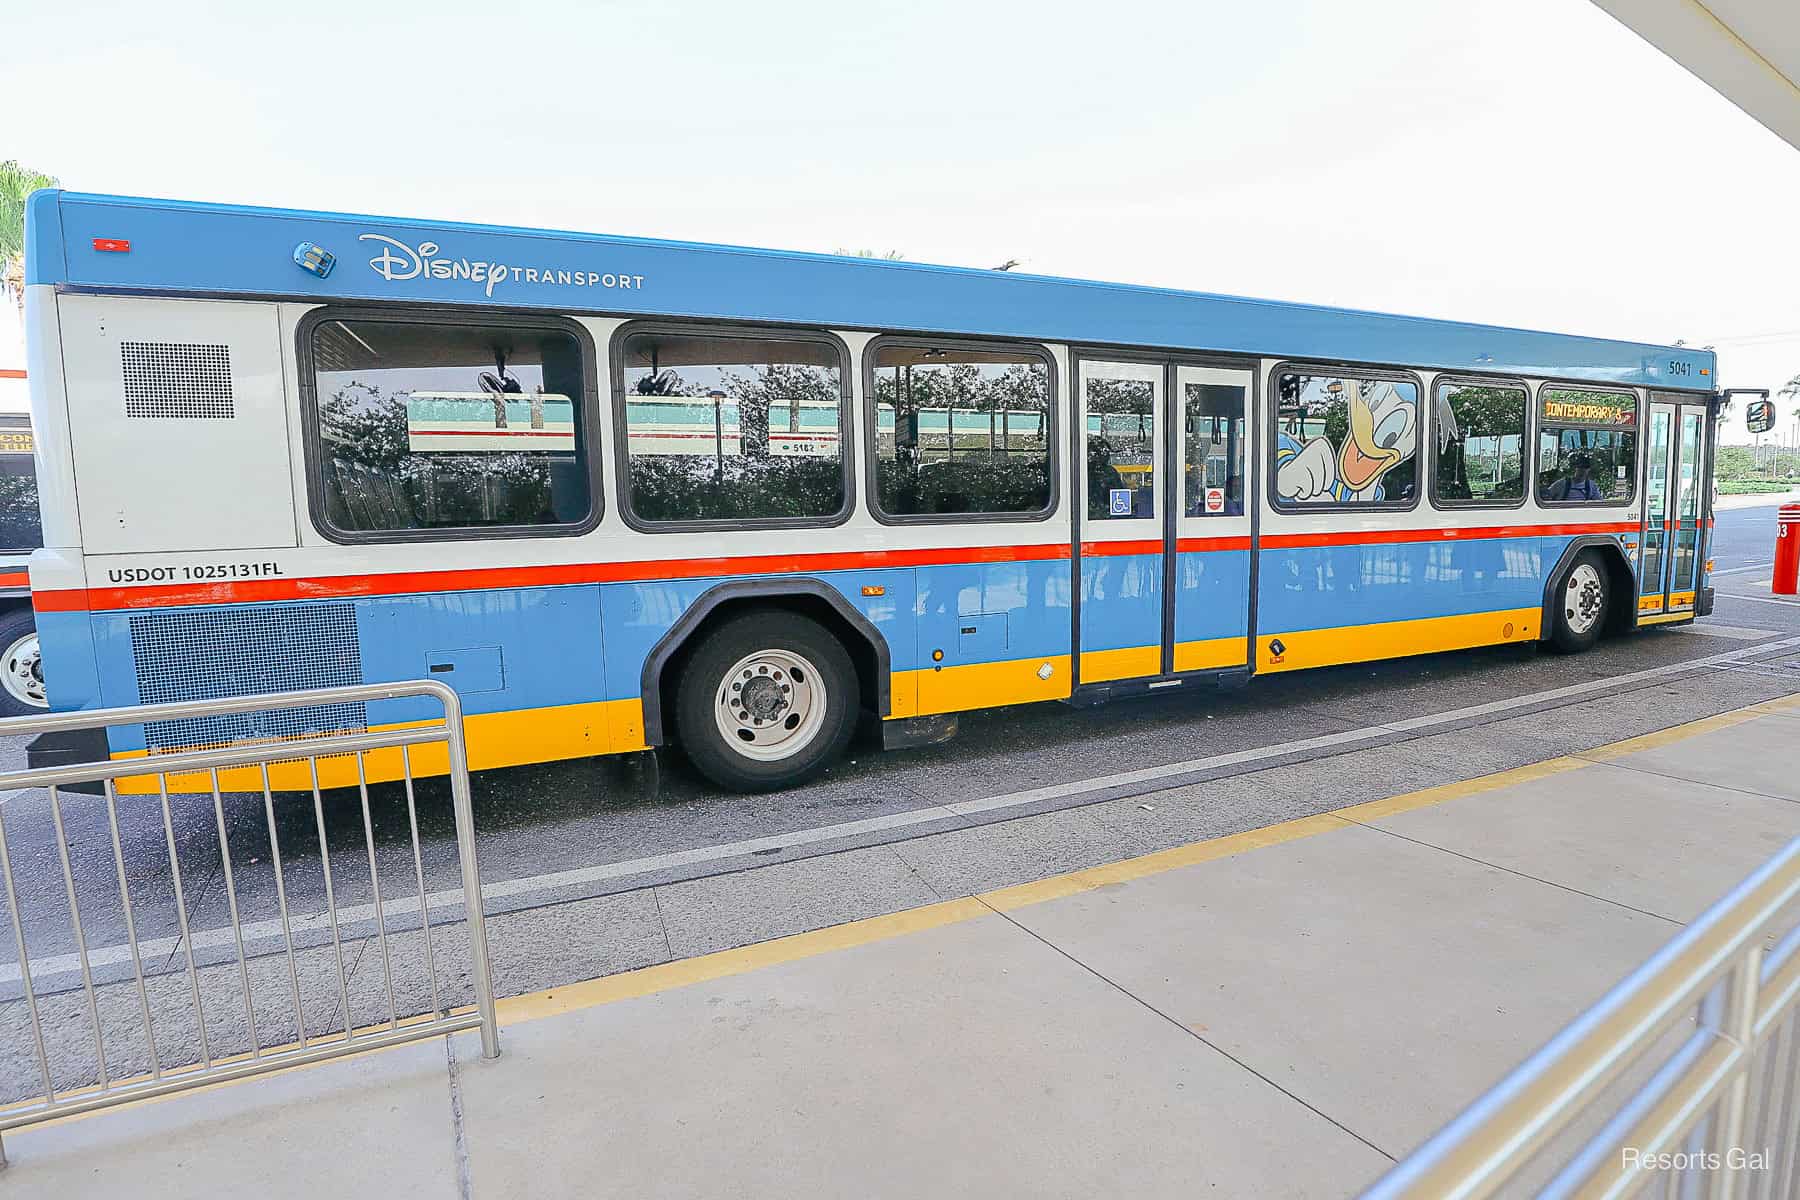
[[1253, 534, 1552, 672], [1172, 548, 1252, 672], [912, 557, 1070, 714], [36, 609, 104, 712], [1078, 550, 1162, 682]]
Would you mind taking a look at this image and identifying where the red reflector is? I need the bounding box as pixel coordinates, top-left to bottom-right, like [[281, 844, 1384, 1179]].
[[92, 238, 131, 253]]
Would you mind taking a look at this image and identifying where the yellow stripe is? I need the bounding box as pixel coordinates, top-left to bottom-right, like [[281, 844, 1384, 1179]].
[[1172, 636, 1248, 673], [1078, 644, 1160, 683], [114, 698, 644, 793], [1637, 611, 1694, 627], [1259, 607, 1539, 673], [904, 654, 1072, 716], [1639, 594, 1665, 613]]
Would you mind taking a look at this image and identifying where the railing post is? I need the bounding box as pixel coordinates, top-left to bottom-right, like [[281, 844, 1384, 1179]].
[[1706, 945, 1763, 1200], [440, 686, 500, 1060]]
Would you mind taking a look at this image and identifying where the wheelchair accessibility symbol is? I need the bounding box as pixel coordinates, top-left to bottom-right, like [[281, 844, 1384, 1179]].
[[1109, 488, 1132, 517]]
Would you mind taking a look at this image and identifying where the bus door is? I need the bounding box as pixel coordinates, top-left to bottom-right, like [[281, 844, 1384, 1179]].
[[1075, 355, 1254, 688], [1640, 395, 1708, 620]]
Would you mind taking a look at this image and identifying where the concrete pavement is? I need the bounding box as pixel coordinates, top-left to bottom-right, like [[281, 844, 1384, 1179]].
[[6, 693, 1797, 1198]]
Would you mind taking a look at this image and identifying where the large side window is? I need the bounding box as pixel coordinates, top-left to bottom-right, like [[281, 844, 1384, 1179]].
[[308, 316, 593, 537], [869, 341, 1053, 520], [616, 327, 848, 526], [1274, 369, 1419, 507], [1432, 380, 1527, 506], [1536, 388, 1638, 505]]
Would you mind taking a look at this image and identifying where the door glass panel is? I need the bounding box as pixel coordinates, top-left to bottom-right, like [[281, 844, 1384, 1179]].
[[1084, 362, 1160, 521], [1641, 408, 1670, 595], [1183, 381, 1246, 517], [1671, 409, 1702, 598]]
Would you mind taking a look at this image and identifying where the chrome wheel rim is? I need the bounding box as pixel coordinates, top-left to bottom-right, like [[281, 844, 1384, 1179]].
[[1, 632, 46, 708], [1564, 564, 1604, 635], [713, 648, 825, 763]]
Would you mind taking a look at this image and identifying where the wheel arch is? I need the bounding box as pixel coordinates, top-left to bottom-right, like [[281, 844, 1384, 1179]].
[[638, 578, 891, 747], [1540, 536, 1637, 639]]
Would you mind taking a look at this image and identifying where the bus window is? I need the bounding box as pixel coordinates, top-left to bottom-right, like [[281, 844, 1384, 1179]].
[[307, 316, 594, 537], [1085, 363, 1157, 522], [869, 341, 1052, 520], [1432, 381, 1527, 506], [1536, 388, 1637, 505], [617, 327, 848, 526], [1184, 382, 1245, 517], [1274, 371, 1419, 507], [0, 416, 42, 552]]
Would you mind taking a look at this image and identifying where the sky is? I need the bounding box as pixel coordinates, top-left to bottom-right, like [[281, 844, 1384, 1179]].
[[4, 0, 1798, 441]]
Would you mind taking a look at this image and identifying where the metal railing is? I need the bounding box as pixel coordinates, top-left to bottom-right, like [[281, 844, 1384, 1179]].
[[1363, 836, 1800, 1200], [0, 680, 497, 1166]]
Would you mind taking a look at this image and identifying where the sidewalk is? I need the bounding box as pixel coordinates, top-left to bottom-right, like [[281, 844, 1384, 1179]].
[[10, 696, 1800, 1199]]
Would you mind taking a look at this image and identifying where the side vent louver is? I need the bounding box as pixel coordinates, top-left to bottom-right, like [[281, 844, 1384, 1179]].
[[121, 341, 235, 419], [129, 604, 366, 751]]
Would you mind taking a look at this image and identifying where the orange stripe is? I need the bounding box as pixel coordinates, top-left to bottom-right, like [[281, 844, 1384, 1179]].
[[38, 543, 1076, 612], [1260, 520, 1637, 550], [0, 369, 24, 381], [0, 571, 27, 588]]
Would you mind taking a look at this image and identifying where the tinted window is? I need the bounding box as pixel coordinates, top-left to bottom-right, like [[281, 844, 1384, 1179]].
[[309, 318, 591, 535], [1537, 388, 1637, 504], [1185, 382, 1246, 517], [1432, 382, 1527, 505], [1275, 371, 1419, 506], [871, 343, 1051, 518], [0, 419, 42, 551], [618, 330, 847, 524]]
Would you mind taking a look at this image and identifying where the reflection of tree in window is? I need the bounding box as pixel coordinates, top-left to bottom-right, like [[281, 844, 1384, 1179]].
[[1085, 375, 1154, 521], [1434, 385, 1525, 504], [871, 345, 1050, 517], [1184, 384, 1244, 517], [311, 320, 589, 533], [619, 333, 845, 523], [1536, 389, 1636, 504]]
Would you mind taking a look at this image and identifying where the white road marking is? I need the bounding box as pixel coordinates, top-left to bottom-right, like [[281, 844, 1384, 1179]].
[[1710, 562, 1774, 576], [1666, 623, 1784, 641], [6, 631, 1800, 986], [1719, 593, 1800, 608]]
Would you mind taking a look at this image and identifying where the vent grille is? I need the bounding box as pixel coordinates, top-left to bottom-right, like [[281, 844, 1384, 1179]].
[[129, 604, 366, 752], [121, 341, 235, 419]]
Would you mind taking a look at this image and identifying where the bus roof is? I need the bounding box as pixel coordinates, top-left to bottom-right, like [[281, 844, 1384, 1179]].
[[25, 189, 1715, 392]]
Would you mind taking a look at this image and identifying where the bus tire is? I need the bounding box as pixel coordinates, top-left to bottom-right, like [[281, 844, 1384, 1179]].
[[0, 607, 46, 716], [1548, 550, 1609, 654], [673, 610, 858, 792]]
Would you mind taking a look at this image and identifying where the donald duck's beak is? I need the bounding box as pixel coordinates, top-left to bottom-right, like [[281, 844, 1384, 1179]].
[[1339, 388, 1402, 491]]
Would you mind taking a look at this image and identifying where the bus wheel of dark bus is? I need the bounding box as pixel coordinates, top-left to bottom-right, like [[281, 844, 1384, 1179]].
[[0, 608, 46, 716], [674, 610, 859, 792], [1548, 550, 1610, 655]]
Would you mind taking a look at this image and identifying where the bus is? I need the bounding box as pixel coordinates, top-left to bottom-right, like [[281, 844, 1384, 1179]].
[[18, 190, 1745, 792]]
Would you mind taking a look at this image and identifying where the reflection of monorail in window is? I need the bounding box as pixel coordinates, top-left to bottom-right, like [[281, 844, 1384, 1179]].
[[307, 317, 593, 537], [1536, 387, 1637, 506], [869, 341, 1052, 520], [616, 327, 848, 526]]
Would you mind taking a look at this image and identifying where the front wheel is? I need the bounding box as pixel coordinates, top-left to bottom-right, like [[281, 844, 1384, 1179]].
[[0, 607, 46, 716], [1548, 552, 1609, 654], [673, 611, 859, 792]]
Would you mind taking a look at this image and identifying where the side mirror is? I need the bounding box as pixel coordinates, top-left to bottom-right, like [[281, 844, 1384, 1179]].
[[1747, 399, 1777, 435], [1724, 388, 1775, 433]]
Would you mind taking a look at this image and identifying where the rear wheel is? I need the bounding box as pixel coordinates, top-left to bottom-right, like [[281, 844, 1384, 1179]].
[[1548, 552, 1609, 654], [674, 611, 858, 792], [0, 607, 46, 717]]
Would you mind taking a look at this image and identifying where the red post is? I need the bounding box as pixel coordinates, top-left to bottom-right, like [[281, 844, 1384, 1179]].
[[1775, 503, 1800, 596]]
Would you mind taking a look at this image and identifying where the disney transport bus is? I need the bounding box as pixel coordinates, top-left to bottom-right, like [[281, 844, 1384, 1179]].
[[18, 191, 1743, 791]]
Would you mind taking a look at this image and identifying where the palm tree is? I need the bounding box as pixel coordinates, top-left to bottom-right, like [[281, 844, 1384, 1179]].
[[2, 161, 60, 317]]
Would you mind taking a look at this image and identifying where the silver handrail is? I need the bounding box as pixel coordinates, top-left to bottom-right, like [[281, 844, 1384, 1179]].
[[0, 679, 498, 1168], [1361, 836, 1800, 1199]]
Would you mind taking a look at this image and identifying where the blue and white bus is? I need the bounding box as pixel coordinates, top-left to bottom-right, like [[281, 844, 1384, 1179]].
[[18, 191, 1742, 790]]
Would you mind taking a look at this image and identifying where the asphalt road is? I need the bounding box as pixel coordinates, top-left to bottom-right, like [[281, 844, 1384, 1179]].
[[2, 502, 1798, 1099]]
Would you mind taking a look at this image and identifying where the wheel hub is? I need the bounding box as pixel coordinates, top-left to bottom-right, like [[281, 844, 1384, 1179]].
[[715, 648, 824, 763], [737, 672, 789, 722]]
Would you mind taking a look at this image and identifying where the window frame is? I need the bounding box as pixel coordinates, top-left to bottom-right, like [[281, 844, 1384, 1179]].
[[1426, 373, 1531, 512], [1531, 382, 1641, 510], [1266, 359, 1426, 514], [609, 319, 856, 533], [296, 305, 604, 546], [862, 333, 1060, 526]]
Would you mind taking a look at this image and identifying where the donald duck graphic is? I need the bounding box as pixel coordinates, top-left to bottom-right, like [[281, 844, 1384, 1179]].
[[1276, 378, 1417, 503]]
